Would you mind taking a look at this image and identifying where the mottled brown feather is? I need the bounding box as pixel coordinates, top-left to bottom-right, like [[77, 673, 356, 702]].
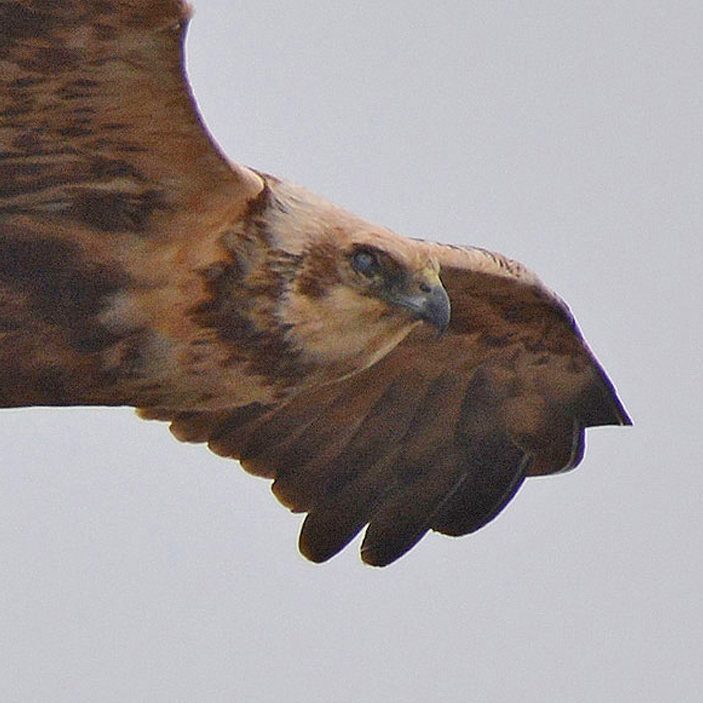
[[0, 0, 263, 407]]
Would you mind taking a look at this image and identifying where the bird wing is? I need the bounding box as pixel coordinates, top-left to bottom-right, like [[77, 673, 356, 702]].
[[0, 0, 263, 406], [0, 0, 261, 232], [146, 242, 631, 566]]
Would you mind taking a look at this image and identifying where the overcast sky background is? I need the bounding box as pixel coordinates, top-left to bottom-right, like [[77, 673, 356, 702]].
[[2, 1, 702, 701]]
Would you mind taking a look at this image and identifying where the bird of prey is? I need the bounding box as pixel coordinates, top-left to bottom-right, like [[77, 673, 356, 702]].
[[0, 0, 630, 566]]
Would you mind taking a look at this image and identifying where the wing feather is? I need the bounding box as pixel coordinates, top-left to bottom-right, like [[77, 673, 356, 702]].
[[154, 243, 630, 565]]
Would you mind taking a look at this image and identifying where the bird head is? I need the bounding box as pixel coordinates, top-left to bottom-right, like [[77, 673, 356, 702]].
[[259, 178, 451, 381]]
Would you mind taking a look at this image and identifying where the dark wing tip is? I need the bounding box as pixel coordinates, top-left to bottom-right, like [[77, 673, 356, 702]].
[[578, 364, 632, 428]]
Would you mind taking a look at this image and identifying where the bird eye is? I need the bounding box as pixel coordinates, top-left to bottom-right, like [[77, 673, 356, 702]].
[[351, 248, 381, 278]]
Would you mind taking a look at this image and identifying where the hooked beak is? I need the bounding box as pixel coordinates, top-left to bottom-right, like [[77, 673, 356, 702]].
[[390, 275, 451, 335]]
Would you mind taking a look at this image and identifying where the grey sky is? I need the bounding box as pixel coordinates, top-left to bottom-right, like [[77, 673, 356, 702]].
[[2, 1, 702, 701]]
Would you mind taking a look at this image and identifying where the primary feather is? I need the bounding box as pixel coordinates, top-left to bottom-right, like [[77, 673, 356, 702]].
[[0, 0, 630, 565]]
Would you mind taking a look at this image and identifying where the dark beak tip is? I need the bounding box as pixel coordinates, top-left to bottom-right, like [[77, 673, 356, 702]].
[[392, 283, 451, 334], [423, 286, 451, 335]]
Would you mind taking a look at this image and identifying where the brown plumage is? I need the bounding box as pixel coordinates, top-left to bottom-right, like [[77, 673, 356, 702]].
[[0, 0, 630, 565]]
